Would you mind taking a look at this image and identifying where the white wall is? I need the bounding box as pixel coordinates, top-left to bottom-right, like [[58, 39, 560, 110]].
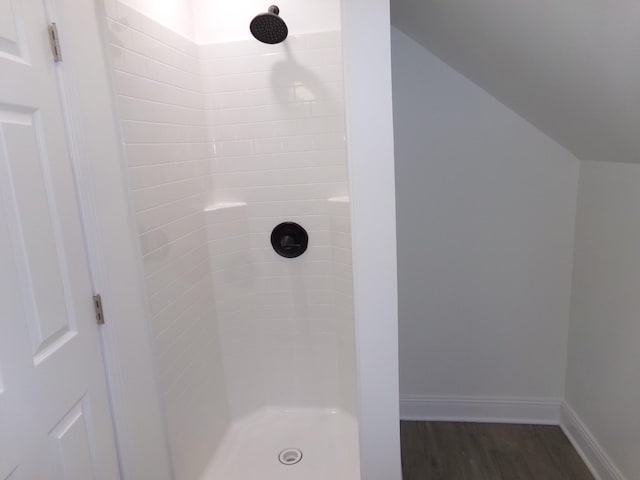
[[192, 0, 341, 44], [97, 0, 399, 477], [565, 160, 640, 480], [199, 30, 355, 417], [107, 0, 357, 452], [392, 28, 580, 407], [106, 4, 230, 479], [120, 0, 194, 38], [118, 0, 341, 44], [391, 0, 640, 165], [342, 0, 401, 478]]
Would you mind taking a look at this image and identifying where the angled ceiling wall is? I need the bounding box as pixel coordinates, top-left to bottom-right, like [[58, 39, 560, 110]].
[[391, 0, 640, 164]]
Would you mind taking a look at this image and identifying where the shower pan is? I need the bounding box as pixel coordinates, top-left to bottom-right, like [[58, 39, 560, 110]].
[[102, 0, 361, 478]]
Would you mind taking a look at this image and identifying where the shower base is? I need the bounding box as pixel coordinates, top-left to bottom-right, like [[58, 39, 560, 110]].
[[200, 408, 360, 480]]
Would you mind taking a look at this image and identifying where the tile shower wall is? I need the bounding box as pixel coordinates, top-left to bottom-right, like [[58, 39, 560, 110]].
[[329, 197, 357, 416], [105, 4, 230, 479], [201, 33, 356, 416], [106, 1, 356, 472], [201, 32, 348, 206]]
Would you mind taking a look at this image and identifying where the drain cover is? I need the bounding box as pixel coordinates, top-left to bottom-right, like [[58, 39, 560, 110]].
[[278, 448, 303, 465]]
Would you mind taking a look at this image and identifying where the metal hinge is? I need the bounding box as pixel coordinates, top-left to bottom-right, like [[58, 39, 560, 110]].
[[48, 23, 62, 62], [93, 294, 105, 325]]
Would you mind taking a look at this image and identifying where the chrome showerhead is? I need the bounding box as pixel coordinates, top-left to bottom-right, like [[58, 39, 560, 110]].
[[250, 5, 288, 44]]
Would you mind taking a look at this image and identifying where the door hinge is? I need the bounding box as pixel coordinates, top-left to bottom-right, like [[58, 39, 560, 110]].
[[93, 294, 105, 325], [48, 23, 63, 62]]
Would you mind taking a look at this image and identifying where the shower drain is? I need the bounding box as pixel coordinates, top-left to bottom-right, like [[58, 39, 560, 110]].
[[278, 448, 303, 465]]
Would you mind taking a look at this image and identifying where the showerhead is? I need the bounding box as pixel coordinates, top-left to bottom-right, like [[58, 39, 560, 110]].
[[250, 5, 288, 44]]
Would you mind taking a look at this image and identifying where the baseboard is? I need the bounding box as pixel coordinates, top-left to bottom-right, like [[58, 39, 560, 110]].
[[560, 402, 626, 480], [400, 395, 562, 424]]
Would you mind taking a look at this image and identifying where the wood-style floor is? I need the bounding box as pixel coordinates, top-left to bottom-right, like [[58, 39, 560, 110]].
[[401, 421, 595, 480]]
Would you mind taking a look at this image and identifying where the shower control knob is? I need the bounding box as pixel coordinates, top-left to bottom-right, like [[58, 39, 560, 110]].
[[271, 222, 308, 258]]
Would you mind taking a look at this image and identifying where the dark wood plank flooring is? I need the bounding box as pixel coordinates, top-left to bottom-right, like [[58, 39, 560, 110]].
[[401, 421, 595, 480]]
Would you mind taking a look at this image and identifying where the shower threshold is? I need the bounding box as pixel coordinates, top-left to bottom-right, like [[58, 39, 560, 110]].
[[200, 408, 360, 480]]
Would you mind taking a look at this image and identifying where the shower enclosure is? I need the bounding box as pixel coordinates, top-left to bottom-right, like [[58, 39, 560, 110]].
[[93, 0, 397, 478]]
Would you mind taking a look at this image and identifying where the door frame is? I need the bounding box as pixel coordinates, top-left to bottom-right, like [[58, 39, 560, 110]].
[[58, 1, 401, 480], [341, 1, 401, 479]]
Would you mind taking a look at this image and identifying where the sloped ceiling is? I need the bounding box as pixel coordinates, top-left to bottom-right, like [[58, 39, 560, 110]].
[[391, 0, 640, 164]]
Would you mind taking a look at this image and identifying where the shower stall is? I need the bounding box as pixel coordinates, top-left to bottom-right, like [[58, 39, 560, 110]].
[[92, 0, 398, 478]]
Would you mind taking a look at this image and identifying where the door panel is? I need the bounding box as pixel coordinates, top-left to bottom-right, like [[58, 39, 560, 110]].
[[0, 0, 24, 62], [0, 0, 120, 478], [0, 106, 76, 359], [49, 400, 97, 480]]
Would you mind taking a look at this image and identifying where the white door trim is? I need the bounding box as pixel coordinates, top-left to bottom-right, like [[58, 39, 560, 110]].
[[341, 1, 402, 479], [49, 0, 172, 478]]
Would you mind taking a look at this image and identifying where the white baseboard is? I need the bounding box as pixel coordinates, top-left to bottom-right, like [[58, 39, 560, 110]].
[[400, 395, 562, 424], [560, 402, 626, 480]]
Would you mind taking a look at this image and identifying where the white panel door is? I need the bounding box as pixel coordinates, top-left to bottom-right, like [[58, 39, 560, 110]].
[[0, 0, 120, 479]]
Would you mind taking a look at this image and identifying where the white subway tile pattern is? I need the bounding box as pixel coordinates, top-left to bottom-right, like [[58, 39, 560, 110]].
[[107, 0, 356, 472], [200, 32, 355, 416], [200, 33, 355, 416], [106, 5, 228, 480]]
